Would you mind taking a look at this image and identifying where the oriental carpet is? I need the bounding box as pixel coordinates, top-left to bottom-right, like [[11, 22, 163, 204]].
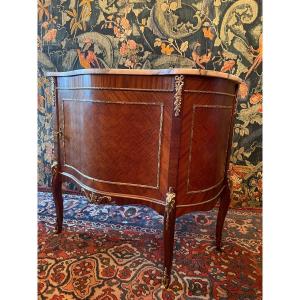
[[38, 192, 262, 299]]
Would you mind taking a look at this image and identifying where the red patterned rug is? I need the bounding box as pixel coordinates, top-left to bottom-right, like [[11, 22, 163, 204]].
[[38, 192, 262, 299]]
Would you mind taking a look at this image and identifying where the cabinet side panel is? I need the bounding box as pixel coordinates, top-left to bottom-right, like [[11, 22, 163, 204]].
[[187, 106, 232, 192], [176, 77, 237, 214]]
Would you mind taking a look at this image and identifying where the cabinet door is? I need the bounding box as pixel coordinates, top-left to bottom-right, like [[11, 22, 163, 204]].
[[56, 74, 174, 207], [176, 76, 237, 215]]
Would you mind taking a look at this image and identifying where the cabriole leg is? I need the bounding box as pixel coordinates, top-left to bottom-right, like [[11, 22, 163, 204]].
[[51, 161, 63, 234], [216, 183, 231, 251], [162, 188, 176, 289]]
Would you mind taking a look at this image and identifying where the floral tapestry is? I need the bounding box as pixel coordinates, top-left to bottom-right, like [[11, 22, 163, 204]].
[[38, 0, 262, 208]]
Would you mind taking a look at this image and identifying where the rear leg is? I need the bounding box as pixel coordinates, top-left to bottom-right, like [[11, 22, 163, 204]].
[[216, 183, 231, 251], [51, 161, 63, 233]]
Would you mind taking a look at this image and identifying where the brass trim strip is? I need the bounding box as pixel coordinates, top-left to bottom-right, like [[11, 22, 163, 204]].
[[64, 164, 159, 189], [62, 98, 163, 107], [223, 89, 239, 180], [187, 178, 224, 194], [61, 101, 66, 163], [57, 87, 173, 92], [184, 90, 236, 97], [186, 105, 196, 193], [193, 104, 232, 109], [60, 171, 165, 205], [157, 103, 164, 188], [61, 98, 164, 189], [176, 186, 225, 208], [186, 105, 231, 193]]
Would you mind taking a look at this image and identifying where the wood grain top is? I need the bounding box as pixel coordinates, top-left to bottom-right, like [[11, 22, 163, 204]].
[[45, 68, 243, 84]]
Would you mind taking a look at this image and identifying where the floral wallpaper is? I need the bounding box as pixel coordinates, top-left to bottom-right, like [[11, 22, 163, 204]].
[[38, 0, 262, 208]]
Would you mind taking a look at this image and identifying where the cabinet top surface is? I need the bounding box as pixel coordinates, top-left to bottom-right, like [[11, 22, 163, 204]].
[[45, 68, 242, 84]]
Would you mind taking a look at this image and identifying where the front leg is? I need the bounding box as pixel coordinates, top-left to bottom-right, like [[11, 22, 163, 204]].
[[51, 161, 63, 233], [162, 188, 176, 289], [216, 182, 231, 251]]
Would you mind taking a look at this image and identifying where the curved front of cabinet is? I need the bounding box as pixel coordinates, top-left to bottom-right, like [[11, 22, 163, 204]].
[[55, 74, 175, 214], [53, 73, 239, 217], [176, 76, 238, 216]]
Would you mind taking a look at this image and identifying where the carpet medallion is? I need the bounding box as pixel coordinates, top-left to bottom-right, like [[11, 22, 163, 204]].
[[38, 192, 262, 299]]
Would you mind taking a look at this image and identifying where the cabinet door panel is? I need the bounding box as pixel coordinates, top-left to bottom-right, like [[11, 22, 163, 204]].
[[56, 75, 174, 202], [61, 99, 163, 189]]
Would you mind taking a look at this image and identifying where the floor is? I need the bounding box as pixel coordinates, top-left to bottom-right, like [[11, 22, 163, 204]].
[[38, 192, 262, 300]]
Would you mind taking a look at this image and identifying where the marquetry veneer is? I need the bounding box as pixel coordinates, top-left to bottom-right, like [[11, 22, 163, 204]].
[[46, 68, 242, 288]]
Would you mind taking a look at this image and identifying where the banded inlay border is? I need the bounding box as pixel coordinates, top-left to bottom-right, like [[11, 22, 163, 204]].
[[186, 104, 232, 194], [57, 87, 173, 92], [187, 178, 224, 194], [61, 171, 165, 206], [184, 90, 236, 97], [177, 186, 225, 207], [60, 98, 164, 190]]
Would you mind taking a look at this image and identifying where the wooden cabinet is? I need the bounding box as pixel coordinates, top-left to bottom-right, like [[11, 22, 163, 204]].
[[46, 68, 242, 288]]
